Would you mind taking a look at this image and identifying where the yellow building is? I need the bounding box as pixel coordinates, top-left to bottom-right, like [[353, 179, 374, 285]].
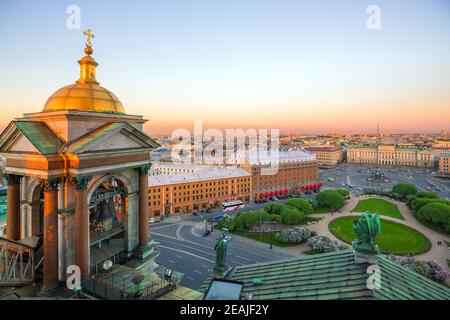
[[347, 145, 435, 167], [239, 150, 319, 199], [439, 156, 450, 174], [148, 163, 252, 217], [304, 146, 343, 166]]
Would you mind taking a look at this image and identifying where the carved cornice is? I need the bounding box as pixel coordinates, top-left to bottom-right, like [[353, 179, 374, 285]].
[[138, 164, 152, 177], [73, 175, 93, 191], [5, 174, 22, 185], [40, 178, 60, 192]]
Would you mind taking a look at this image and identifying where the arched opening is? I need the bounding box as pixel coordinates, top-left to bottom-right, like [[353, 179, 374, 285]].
[[88, 177, 128, 275]]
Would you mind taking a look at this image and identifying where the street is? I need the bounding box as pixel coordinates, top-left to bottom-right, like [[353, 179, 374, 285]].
[[150, 218, 293, 290], [320, 163, 450, 198]]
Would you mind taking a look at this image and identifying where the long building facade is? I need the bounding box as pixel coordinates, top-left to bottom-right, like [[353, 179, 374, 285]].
[[347, 145, 436, 167], [240, 150, 319, 200], [148, 163, 252, 217], [303, 146, 344, 166]]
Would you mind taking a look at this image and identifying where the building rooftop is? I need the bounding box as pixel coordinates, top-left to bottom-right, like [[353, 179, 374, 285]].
[[148, 165, 251, 187], [201, 249, 450, 300], [304, 146, 342, 152], [227, 149, 316, 166]]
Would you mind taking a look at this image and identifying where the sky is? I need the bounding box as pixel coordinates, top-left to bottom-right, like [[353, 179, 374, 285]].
[[0, 0, 449, 135]]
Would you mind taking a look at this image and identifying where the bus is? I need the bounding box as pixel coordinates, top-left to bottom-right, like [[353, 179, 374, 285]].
[[222, 200, 245, 212]]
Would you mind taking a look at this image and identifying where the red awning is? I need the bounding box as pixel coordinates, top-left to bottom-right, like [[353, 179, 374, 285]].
[[259, 193, 264, 199], [265, 192, 269, 198], [270, 191, 275, 197]]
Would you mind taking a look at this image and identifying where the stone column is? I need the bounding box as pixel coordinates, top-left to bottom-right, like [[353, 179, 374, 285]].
[[41, 179, 59, 294], [6, 175, 21, 240], [73, 176, 92, 281], [138, 165, 150, 247]]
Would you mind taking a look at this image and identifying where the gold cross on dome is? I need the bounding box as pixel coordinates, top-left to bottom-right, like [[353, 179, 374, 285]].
[[83, 29, 95, 47]]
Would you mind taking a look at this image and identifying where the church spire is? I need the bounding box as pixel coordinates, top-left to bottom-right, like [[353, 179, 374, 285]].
[[76, 29, 99, 85]]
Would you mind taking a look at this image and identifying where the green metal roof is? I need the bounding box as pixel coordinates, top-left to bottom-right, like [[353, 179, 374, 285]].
[[201, 250, 450, 300], [14, 121, 63, 155], [64, 122, 160, 154]]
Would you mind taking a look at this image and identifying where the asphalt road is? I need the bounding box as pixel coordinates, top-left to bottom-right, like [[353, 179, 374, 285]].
[[320, 163, 450, 199], [150, 220, 292, 290]]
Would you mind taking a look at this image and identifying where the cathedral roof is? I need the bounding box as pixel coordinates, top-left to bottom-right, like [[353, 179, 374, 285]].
[[201, 249, 450, 300]]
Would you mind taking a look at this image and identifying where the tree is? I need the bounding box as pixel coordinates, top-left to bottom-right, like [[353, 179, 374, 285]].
[[415, 191, 438, 199], [283, 210, 305, 225], [392, 183, 417, 198], [286, 199, 313, 215], [308, 199, 319, 209], [270, 214, 282, 223], [336, 188, 350, 198], [264, 203, 284, 215], [417, 203, 450, 233], [316, 190, 345, 210], [410, 198, 436, 212], [280, 206, 300, 221]]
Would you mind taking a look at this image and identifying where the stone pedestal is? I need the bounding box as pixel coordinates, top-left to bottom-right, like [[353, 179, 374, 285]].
[[354, 251, 379, 265]]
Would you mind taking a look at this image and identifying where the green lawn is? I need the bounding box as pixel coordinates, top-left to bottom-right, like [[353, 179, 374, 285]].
[[312, 206, 330, 214], [329, 216, 431, 255], [352, 198, 404, 220]]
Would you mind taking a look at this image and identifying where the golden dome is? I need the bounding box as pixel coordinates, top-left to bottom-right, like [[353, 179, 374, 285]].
[[43, 29, 125, 114], [43, 83, 125, 113]]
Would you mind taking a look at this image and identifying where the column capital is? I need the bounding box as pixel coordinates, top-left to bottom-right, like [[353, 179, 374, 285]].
[[5, 174, 22, 185], [40, 178, 60, 192], [73, 175, 92, 191], [138, 164, 152, 177]]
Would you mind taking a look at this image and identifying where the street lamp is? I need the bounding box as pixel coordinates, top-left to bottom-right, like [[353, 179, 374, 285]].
[[259, 210, 263, 239], [269, 227, 273, 249]]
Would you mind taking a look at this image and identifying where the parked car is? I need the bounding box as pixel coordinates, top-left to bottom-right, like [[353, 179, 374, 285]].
[[149, 218, 156, 223], [192, 211, 199, 216]]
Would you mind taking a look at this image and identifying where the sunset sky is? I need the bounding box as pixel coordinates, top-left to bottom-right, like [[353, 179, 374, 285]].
[[0, 0, 449, 135]]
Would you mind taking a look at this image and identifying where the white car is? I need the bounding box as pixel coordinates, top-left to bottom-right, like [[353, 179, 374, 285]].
[[149, 218, 156, 223]]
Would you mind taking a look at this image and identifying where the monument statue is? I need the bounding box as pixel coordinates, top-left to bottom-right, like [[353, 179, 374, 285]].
[[214, 234, 229, 274], [352, 212, 382, 255]]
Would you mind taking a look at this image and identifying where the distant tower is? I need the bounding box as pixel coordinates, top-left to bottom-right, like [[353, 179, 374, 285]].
[[376, 124, 380, 144]]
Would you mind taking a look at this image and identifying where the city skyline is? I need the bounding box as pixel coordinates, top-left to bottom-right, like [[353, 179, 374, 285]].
[[1, 0, 450, 135]]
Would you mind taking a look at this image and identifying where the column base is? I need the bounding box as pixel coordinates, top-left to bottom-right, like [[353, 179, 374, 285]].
[[213, 266, 232, 279], [39, 284, 61, 297], [136, 243, 155, 260]]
